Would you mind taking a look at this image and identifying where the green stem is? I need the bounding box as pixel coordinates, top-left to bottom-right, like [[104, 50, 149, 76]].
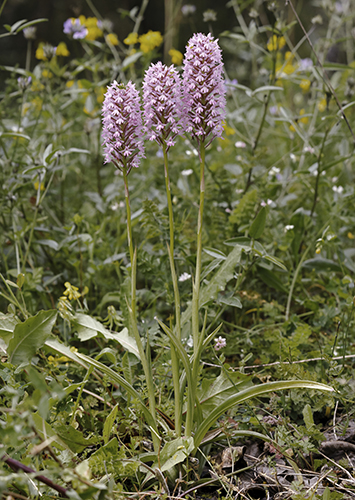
[[163, 143, 182, 435], [122, 167, 136, 319], [186, 143, 206, 437], [192, 144, 205, 356], [285, 246, 311, 321]]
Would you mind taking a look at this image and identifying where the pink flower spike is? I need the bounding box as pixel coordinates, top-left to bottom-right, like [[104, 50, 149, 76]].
[[182, 33, 226, 146], [102, 81, 145, 173], [143, 62, 185, 151]]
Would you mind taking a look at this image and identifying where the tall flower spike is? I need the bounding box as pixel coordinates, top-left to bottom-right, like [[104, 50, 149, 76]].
[[182, 33, 226, 146], [102, 81, 145, 173], [143, 62, 185, 151]]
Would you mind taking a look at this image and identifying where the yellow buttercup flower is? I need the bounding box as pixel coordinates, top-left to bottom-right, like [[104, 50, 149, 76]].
[[169, 48, 183, 65], [66, 80, 75, 88], [138, 30, 163, 53], [106, 33, 119, 46], [79, 16, 103, 41], [300, 78, 311, 92], [124, 32, 139, 45], [42, 69, 53, 78], [267, 35, 286, 52], [56, 41, 70, 57]]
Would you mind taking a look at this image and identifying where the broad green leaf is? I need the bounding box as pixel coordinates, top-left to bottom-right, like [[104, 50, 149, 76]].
[[302, 258, 341, 272], [103, 404, 118, 445], [263, 254, 287, 271], [0, 314, 19, 347], [55, 425, 97, 453], [181, 245, 242, 327], [198, 371, 252, 417], [149, 437, 194, 473], [8, 310, 57, 365], [193, 380, 334, 449], [249, 206, 267, 239], [303, 404, 314, 430], [36, 239, 59, 251], [74, 313, 139, 358], [257, 266, 288, 293], [217, 293, 242, 308], [203, 248, 227, 260]]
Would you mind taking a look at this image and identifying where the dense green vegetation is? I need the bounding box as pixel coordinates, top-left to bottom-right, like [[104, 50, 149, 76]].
[[0, 1, 355, 498]]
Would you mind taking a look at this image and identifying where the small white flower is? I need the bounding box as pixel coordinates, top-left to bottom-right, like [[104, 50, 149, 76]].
[[261, 199, 273, 207], [284, 225, 294, 232], [214, 336, 226, 350], [303, 146, 315, 154], [331, 176, 338, 183], [235, 141, 246, 148], [179, 272, 191, 282], [290, 153, 297, 162], [332, 185, 344, 194], [186, 335, 194, 348], [111, 202, 119, 211], [268, 166, 280, 176], [182, 169, 193, 176]]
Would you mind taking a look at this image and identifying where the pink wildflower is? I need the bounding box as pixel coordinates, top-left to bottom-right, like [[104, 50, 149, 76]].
[[143, 62, 185, 151], [102, 81, 145, 173], [182, 33, 226, 146]]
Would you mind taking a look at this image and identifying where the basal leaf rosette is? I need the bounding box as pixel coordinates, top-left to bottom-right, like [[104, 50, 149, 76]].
[[182, 33, 226, 147], [101, 80, 145, 174], [143, 61, 185, 151]]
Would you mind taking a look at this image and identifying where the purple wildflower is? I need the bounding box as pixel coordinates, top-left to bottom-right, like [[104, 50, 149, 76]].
[[182, 33, 226, 146], [143, 62, 185, 151], [63, 18, 88, 40], [17, 76, 32, 91], [214, 336, 226, 351], [102, 80, 145, 173]]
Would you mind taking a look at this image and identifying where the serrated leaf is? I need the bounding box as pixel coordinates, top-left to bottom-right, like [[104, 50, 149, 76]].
[[8, 310, 57, 365], [303, 404, 314, 430], [74, 313, 139, 358], [103, 404, 118, 445], [249, 207, 267, 239]]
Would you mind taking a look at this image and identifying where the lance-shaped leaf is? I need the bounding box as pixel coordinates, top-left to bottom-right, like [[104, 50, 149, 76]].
[[8, 310, 57, 365]]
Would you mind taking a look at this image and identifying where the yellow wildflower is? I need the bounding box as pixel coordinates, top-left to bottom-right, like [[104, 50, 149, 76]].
[[106, 33, 119, 46], [169, 48, 183, 65], [66, 80, 75, 88], [267, 35, 286, 52], [56, 41, 70, 57], [138, 30, 163, 53], [82, 16, 103, 41], [63, 282, 81, 301], [35, 43, 46, 60], [222, 121, 235, 136], [300, 78, 311, 92], [318, 97, 327, 112], [299, 109, 308, 124], [124, 32, 139, 45], [34, 181, 45, 191], [42, 69, 53, 78], [348, 232, 354, 239], [95, 86, 105, 103]]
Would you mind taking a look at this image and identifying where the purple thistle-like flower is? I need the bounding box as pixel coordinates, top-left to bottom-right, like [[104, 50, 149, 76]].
[[143, 62, 185, 151], [182, 33, 226, 146], [63, 18, 88, 39], [102, 81, 145, 173]]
